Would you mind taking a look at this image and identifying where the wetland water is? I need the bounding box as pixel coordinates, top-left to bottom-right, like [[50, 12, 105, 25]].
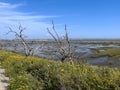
[[1, 40, 120, 66]]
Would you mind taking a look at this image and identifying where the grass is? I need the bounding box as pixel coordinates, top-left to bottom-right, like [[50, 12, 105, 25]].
[[0, 50, 120, 90], [91, 47, 120, 58]]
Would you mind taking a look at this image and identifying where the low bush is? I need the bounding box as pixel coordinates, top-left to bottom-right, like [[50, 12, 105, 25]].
[[0, 50, 120, 90]]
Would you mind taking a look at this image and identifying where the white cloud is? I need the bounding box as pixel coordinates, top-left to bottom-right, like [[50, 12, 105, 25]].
[[0, 2, 22, 9], [0, 2, 56, 39]]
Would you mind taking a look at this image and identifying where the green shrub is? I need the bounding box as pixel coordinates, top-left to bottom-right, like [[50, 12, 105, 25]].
[[0, 50, 120, 90]]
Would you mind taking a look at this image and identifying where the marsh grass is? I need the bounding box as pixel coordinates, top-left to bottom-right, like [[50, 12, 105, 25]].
[[91, 47, 120, 58]]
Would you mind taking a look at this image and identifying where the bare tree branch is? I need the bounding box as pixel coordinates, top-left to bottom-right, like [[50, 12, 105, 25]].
[[7, 24, 42, 56], [47, 22, 74, 62]]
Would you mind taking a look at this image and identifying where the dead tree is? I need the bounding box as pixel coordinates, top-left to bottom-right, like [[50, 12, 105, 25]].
[[7, 24, 42, 56], [47, 22, 74, 62]]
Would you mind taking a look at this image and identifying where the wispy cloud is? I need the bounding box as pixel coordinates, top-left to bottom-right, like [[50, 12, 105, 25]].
[[0, 2, 22, 9], [0, 2, 56, 39]]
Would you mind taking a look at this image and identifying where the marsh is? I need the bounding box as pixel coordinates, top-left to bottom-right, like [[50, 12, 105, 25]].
[[0, 39, 120, 68]]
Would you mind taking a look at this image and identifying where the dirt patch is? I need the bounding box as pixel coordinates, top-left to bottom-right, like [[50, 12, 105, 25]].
[[0, 66, 9, 90]]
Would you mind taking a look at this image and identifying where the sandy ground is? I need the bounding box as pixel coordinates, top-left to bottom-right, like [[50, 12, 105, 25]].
[[0, 66, 9, 90]]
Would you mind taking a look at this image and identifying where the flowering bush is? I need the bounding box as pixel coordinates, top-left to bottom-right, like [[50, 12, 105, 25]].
[[0, 50, 120, 90]]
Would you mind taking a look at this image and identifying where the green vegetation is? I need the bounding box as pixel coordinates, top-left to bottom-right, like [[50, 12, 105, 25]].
[[91, 47, 120, 58], [0, 50, 120, 90]]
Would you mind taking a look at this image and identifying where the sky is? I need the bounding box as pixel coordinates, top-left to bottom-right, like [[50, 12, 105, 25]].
[[0, 0, 120, 39]]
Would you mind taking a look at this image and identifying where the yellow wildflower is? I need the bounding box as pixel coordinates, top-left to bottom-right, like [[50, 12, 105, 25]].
[[109, 80, 112, 83], [61, 68, 64, 72], [47, 64, 50, 67]]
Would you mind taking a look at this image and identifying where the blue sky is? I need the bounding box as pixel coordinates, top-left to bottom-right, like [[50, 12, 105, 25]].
[[0, 0, 120, 39]]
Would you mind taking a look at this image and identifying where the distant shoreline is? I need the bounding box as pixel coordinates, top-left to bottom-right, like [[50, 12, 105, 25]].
[[1, 39, 120, 44]]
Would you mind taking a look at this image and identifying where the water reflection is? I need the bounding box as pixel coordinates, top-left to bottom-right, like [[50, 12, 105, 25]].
[[89, 56, 108, 64]]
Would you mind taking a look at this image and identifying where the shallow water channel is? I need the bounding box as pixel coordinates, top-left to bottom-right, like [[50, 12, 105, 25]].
[[1, 41, 120, 65]]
